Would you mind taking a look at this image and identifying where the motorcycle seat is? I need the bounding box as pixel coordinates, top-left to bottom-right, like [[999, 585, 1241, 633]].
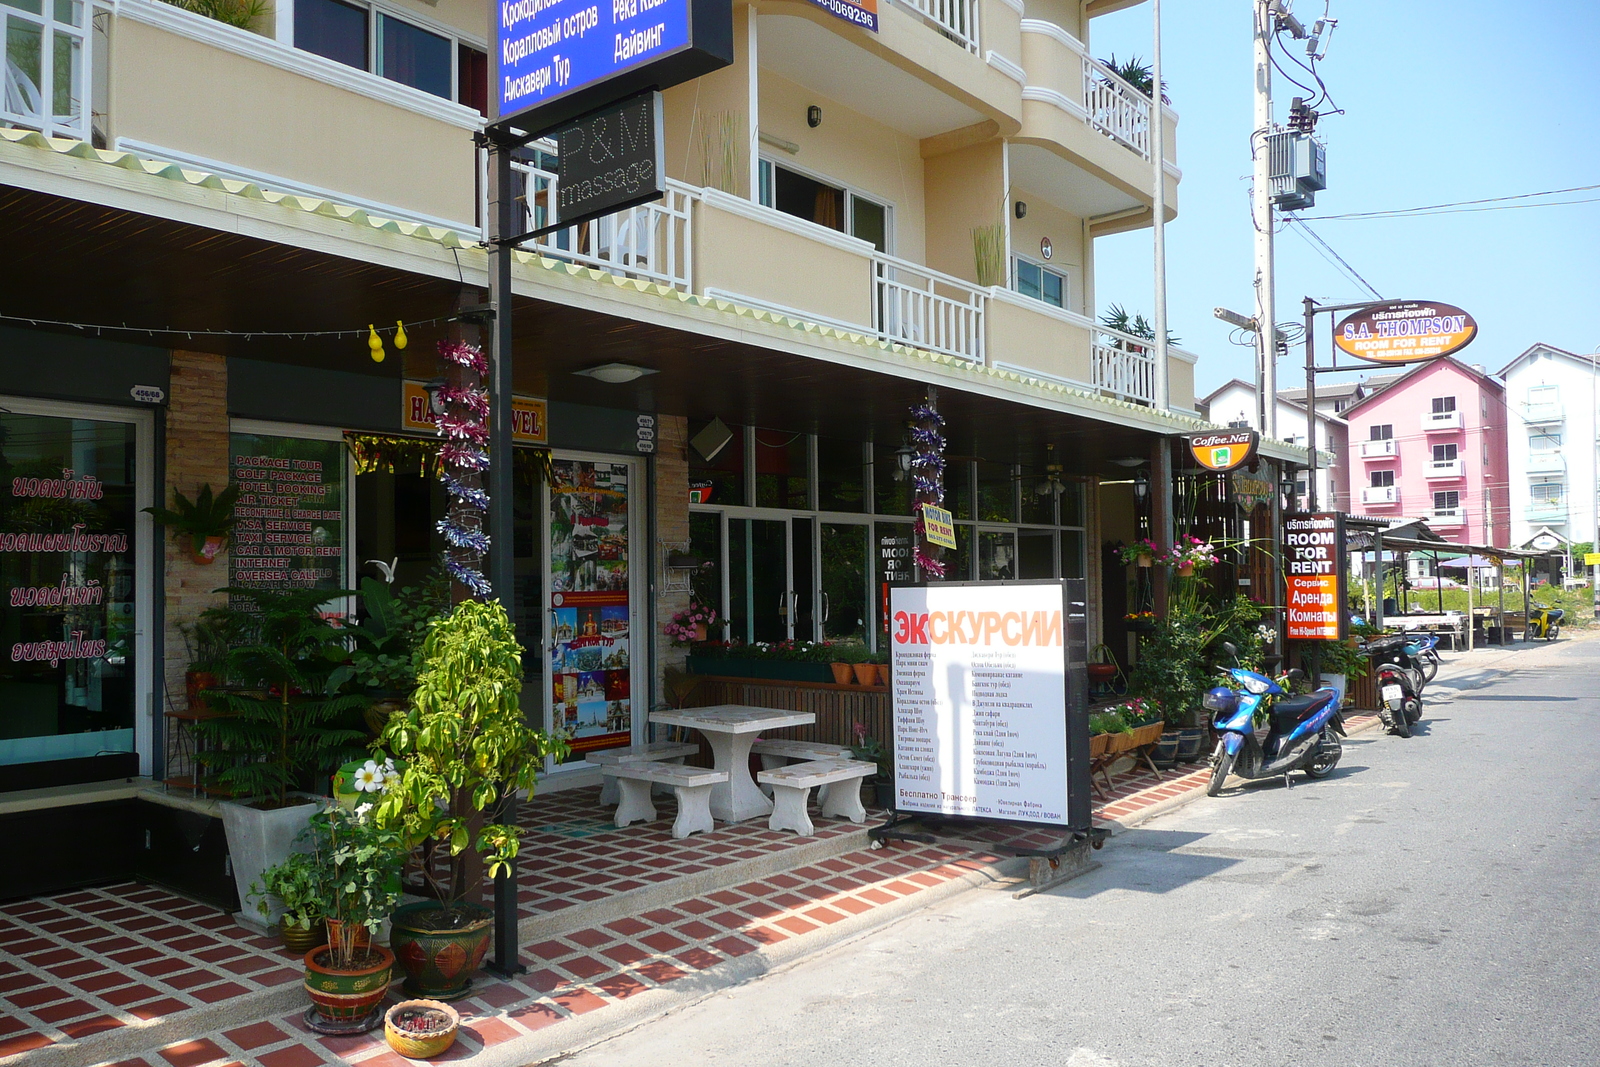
[[1271, 693, 1330, 730]]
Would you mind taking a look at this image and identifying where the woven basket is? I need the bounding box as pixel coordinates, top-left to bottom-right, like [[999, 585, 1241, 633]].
[[384, 1000, 460, 1059]]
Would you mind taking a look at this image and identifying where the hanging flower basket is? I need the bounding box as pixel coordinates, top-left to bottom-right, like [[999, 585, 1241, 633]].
[[1177, 560, 1195, 578]]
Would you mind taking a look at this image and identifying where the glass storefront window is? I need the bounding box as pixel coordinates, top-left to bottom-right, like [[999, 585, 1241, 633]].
[[754, 430, 809, 509], [820, 522, 868, 639], [816, 436, 866, 513], [688, 421, 745, 507], [1017, 528, 1055, 579], [1060, 528, 1086, 580], [946, 459, 973, 521], [1059, 480, 1084, 527], [0, 413, 138, 777], [873, 521, 915, 643], [949, 523, 973, 581], [873, 444, 913, 516], [978, 529, 1017, 580], [976, 461, 1016, 523], [688, 511, 723, 638], [1021, 476, 1057, 526]]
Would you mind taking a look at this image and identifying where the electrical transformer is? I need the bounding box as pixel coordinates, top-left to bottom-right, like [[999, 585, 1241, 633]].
[[1266, 131, 1326, 210]]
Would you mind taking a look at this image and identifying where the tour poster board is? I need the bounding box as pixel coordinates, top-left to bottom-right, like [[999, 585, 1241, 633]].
[[888, 580, 1089, 831], [229, 432, 346, 612]]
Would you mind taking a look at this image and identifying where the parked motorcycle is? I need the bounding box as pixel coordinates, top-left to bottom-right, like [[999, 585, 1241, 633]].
[[1404, 633, 1441, 685], [1366, 634, 1429, 701], [1526, 603, 1564, 641], [1204, 652, 1346, 797]]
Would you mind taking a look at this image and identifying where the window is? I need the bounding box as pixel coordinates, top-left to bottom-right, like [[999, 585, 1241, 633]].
[[1531, 482, 1563, 506], [1013, 258, 1066, 309], [0, 0, 88, 141], [1530, 431, 1562, 452], [1432, 443, 1457, 462], [1527, 385, 1558, 406], [757, 160, 891, 252], [1431, 396, 1456, 414], [1333, 399, 1348, 413], [1227, 418, 1250, 429], [294, 0, 486, 105], [1370, 470, 1395, 488], [1369, 424, 1393, 440], [1434, 490, 1459, 511]]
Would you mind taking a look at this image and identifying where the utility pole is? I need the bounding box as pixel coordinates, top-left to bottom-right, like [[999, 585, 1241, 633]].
[[1253, 0, 1277, 440], [1151, 0, 1170, 413]]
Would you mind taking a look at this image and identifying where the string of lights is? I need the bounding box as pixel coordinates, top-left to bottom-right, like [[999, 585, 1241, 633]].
[[0, 311, 463, 346]]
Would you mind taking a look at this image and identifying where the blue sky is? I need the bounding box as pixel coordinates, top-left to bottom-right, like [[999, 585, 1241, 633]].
[[1087, 0, 1600, 401]]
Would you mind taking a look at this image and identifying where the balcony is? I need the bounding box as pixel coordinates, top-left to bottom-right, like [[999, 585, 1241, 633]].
[[1526, 452, 1565, 474], [1361, 486, 1399, 506], [1522, 401, 1564, 425], [1430, 508, 1465, 527], [1422, 410, 1463, 432], [1359, 438, 1398, 459], [1425, 458, 1465, 479], [1525, 500, 1569, 523], [507, 163, 1192, 408]]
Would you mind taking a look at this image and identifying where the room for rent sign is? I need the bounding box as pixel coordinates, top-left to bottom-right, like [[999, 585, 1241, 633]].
[[1284, 512, 1346, 641]]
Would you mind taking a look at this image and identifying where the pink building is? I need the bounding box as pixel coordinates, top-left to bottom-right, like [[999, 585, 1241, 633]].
[[1339, 357, 1510, 546]]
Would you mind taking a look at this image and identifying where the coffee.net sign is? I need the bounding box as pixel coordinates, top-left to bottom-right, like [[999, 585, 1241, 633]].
[[1284, 512, 1346, 641]]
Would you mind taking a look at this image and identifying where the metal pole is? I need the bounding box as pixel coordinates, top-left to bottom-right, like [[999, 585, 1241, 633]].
[[1253, 0, 1277, 440], [1373, 528, 1385, 631], [1304, 297, 1317, 512], [1151, 0, 1170, 413], [1591, 352, 1598, 619], [485, 136, 525, 979]]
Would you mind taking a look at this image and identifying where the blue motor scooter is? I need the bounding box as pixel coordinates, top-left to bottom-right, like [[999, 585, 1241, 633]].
[[1203, 646, 1346, 797]]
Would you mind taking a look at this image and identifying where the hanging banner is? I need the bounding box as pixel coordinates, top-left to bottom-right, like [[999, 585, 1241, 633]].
[[890, 582, 1071, 825], [1333, 301, 1477, 364], [1187, 430, 1259, 472], [805, 0, 878, 32], [1284, 512, 1346, 641]]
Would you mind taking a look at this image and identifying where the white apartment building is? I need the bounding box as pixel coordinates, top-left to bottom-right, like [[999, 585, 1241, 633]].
[[1499, 344, 1600, 548]]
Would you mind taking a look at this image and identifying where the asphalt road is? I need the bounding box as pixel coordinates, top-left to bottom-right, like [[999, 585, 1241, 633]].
[[557, 635, 1600, 1067]]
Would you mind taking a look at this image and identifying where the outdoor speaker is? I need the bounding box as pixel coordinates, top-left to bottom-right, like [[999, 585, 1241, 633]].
[[691, 418, 734, 462]]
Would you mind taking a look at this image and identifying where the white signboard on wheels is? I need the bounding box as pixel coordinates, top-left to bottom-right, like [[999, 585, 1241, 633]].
[[889, 582, 1069, 825]]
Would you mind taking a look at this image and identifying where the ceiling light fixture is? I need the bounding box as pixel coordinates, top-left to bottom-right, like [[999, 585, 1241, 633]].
[[574, 362, 657, 384]]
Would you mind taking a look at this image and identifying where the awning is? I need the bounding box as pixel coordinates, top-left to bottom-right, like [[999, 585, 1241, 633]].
[[1438, 555, 1499, 569]]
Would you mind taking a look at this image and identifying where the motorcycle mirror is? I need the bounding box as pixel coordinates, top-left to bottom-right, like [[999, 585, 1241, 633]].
[[1286, 668, 1307, 683], [1221, 641, 1239, 658]]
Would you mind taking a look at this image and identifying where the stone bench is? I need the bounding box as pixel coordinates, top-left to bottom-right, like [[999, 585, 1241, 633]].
[[750, 739, 856, 802], [585, 742, 701, 804], [755, 759, 877, 836], [602, 762, 729, 839]]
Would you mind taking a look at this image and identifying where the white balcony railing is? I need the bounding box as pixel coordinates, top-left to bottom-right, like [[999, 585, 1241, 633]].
[[900, 0, 980, 54], [1522, 401, 1563, 424], [1525, 500, 1568, 521], [1, 0, 91, 142], [1361, 485, 1399, 505], [1525, 452, 1565, 474], [1081, 54, 1152, 161], [1430, 507, 1465, 526], [1091, 330, 1158, 405], [1422, 409, 1462, 431], [509, 163, 695, 292], [1360, 438, 1397, 459], [874, 256, 986, 363], [1426, 458, 1465, 479]]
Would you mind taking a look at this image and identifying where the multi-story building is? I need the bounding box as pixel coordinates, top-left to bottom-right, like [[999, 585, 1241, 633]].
[[1498, 344, 1600, 549], [1, 0, 1310, 893], [1197, 379, 1349, 513], [1339, 357, 1510, 546]]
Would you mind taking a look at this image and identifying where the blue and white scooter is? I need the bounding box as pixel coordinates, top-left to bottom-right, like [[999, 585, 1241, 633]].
[[1203, 645, 1346, 797]]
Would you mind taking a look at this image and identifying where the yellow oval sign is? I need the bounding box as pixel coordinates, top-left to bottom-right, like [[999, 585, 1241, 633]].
[[1333, 300, 1476, 364]]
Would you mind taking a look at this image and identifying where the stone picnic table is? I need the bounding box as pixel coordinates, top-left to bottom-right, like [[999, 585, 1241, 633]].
[[649, 705, 817, 822]]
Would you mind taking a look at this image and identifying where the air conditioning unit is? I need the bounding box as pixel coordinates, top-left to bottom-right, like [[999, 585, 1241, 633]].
[[1267, 131, 1326, 210]]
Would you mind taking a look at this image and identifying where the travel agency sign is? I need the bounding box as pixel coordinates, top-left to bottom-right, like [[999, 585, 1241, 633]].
[[1333, 300, 1476, 365]]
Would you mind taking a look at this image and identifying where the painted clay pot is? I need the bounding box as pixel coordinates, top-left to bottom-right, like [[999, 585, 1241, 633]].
[[851, 663, 876, 687], [385, 999, 461, 1058], [280, 917, 322, 955], [829, 663, 854, 685], [389, 902, 493, 1001], [304, 944, 394, 1023]]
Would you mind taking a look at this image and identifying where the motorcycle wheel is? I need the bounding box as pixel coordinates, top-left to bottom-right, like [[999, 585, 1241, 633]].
[[1548, 624, 1560, 641], [1403, 697, 1423, 725], [1206, 745, 1236, 798], [1390, 703, 1412, 738], [1304, 729, 1341, 778], [1526, 624, 1540, 640], [1420, 654, 1439, 684]]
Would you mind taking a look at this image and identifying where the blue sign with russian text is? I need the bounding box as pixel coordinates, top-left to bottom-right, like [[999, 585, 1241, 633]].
[[497, 0, 691, 127]]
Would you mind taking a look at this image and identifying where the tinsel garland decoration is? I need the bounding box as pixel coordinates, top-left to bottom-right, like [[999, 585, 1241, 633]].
[[434, 340, 492, 595], [909, 397, 947, 579]]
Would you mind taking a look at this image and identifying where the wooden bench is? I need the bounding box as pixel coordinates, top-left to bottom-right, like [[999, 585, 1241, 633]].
[[755, 758, 877, 836], [602, 763, 729, 839], [751, 739, 856, 803], [585, 742, 700, 804]]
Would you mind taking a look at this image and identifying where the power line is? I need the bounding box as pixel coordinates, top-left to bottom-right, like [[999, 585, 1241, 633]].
[[1283, 214, 1384, 300], [1298, 183, 1600, 221]]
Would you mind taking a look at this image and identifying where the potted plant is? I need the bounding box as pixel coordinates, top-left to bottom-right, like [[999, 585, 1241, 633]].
[[685, 639, 840, 683], [144, 483, 239, 565], [849, 722, 893, 808], [1303, 636, 1370, 709], [1120, 538, 1159, 568], [374, 600, 568, 1000], [664, 601, 718, 645], [331, 573, 449, 735], [867, 646, 891, 688], [195, 588, 369, 927], [298, 803, 404, 1032], [181, 616, 232, 716], [250, 849, 323, 953], [829, 641, 869, 685], [385, 1000, 461, 1058]]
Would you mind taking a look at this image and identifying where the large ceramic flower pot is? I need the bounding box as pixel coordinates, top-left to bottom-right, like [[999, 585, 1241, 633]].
[[220, 797, 320, 928], [390, 901, 493, 1001], [304, 944, 394, 1024]]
